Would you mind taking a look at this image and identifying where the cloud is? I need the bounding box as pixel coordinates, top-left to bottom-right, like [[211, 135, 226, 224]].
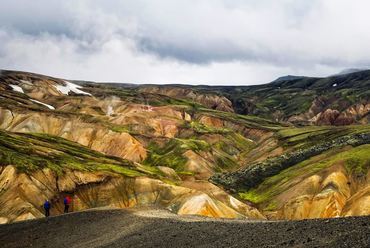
[[0, 0, 369, 85]]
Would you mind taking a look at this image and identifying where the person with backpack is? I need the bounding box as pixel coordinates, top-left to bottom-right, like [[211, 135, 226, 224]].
[[43, 200, 51, 217], [63, 196, 71, 213]]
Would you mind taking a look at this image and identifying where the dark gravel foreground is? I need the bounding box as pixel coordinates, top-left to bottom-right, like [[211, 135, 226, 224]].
[[0, 208, 369, 248]]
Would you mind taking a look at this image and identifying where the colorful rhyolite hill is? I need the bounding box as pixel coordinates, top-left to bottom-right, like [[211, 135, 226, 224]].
[[0, 69, 369, 223]]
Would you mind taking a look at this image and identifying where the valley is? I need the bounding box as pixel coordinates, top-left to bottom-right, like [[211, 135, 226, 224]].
[[0, 69, 369, 224]]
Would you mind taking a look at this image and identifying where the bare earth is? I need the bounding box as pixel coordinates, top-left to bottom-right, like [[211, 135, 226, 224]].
[[0, 208, 369, 248]]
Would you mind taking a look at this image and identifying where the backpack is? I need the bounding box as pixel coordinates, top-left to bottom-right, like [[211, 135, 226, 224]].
[[64, 196, 72, 205]]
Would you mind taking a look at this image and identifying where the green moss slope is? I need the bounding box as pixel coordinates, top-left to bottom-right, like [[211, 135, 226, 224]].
[[239, 144, 370, 209], [0, 130, 144, 177]]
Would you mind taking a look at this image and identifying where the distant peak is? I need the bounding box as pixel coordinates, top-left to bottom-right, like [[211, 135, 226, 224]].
[[272, 75, 305, 83]]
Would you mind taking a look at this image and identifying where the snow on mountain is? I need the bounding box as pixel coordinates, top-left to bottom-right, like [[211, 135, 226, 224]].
[[55, 81, 92, 96]]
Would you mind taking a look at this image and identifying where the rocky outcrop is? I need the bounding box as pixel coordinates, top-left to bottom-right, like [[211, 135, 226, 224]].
[[334, 103, 370, 125], [198, 115, 224, 128], [313, 109, 341, 125], [290, 102, 370, 126], [287, 97, 370, 126]]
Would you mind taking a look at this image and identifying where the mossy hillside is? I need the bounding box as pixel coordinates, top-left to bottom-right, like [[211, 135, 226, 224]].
[[184, 121, 232, 134], [0, 90, 57, 114], [277, 125, 370, 149], [214, 133, 256, 161], [80, 83, 137, 99], [108, 123, 156, 136], [0, 130, 145, 177], [214, 152, 239, 171], [3, 69, 370, 125], [238, 144, 370, 209], [344, 154, 370, 177], [278, 125, 370, 138], [228, 132, 256, 152], [189, 86, 318, 120], [143, 138, 211, 172], [211, 132, 370, 191], [254, 91, 314, 117], [86, 78, 315, 121], [189, 70, 370, 119], [143, 132, 257, 174], [109, 124, 131, 133], [199, 108, 283, 131], [149, 96, 205, 110]]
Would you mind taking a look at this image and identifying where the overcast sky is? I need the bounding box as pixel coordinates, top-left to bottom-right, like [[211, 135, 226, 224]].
[[0, 0, 370, 85]]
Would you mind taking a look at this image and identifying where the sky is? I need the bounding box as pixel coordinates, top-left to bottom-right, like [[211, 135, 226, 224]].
[[0, 0, 370, 85]]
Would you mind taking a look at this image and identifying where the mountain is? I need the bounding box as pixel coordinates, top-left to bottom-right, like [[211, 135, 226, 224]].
[[272, 75, 306, 83], [0, 69, 369, 224], [111, 69, 369, 126], [333, 68, 369, 76]]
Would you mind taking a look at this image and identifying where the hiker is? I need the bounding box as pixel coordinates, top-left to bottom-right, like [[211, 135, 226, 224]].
[[64, 196, 71, 213], [43, 200, 51, 217]]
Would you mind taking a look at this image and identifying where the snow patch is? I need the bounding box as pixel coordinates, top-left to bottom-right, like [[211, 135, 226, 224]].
[[55, 81, 92, 96], [30, 99, 55, 110], [9, 84, 24, 93], [332, 83, 337, 87]]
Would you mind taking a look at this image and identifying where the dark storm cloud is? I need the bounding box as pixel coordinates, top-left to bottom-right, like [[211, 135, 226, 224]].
[[138, 37, 260, 64], [0, 1, 72, 36]]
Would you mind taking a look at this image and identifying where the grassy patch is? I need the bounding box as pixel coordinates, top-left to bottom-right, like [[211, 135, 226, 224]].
[[143, 138, 212, 171], [177, 171, 195, 176], [199, 108, 283, 131], [187, 121, 232, 134], [239, 144, 370, 206], [215, 154, 239, 170], [0, 130, 144, 177], [212, 131, 370, 202], [277, 125, 370, 149], [143, 139, 188, 171], [177, 138, 211, 152], [109, 124, 131, 133], [94, 164, 144, 177]]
